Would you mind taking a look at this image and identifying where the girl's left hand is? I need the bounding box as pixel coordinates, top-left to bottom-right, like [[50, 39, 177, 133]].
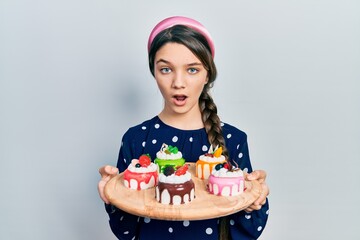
[[244, 170, 269, 213]]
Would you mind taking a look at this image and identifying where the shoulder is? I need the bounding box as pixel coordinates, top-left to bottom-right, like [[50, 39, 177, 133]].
[[221, 121, 248, 143], [123, 116, 159, 137]]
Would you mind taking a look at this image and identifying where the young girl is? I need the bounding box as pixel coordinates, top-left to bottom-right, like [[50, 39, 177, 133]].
[[98, 16, 269, 240]]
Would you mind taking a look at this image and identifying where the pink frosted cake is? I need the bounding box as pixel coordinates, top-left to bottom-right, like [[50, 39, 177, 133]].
[[196, 145, 227, 180], [123, 154, 158, 190], [155, 165, 195, 205], [208, 163, 245, 196]]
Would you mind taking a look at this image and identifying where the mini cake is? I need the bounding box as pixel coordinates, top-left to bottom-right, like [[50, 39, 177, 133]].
[[154, 143, 185, 173], [208, 163, 245, 196], [156, 165, 195, 205], [123, 154, 158, 190], [196, 145, 227, 179]]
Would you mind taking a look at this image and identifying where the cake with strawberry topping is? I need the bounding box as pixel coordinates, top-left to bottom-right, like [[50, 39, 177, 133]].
[[208, 163, 245, 196], [123, 154, 158, 190], [196, 145, 227, 179], [154, 143, 185, 173], [155, 165, 195, 205]]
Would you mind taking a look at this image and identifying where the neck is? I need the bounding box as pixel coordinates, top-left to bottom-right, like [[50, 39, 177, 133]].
[[158, 108, 204, 130]]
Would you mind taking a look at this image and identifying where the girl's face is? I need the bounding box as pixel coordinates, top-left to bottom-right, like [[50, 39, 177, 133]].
[[154, 42, 208, 118]]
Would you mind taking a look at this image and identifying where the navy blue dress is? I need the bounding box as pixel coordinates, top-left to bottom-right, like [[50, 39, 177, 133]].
[[106, 116, 269, 240]]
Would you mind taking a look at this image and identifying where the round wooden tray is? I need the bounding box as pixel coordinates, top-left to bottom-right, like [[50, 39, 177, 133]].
[[104, 163, 261, 221]]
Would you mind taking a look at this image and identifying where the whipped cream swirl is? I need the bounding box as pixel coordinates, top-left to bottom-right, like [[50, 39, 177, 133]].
[[199, 154, 225, 162], [159, 171, 191, 183], [127, 162, 158, 173], [211, 168, 243, 178]]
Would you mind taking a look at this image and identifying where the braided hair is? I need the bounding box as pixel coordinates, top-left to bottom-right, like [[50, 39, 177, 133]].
[[148, 25, 231, 239]]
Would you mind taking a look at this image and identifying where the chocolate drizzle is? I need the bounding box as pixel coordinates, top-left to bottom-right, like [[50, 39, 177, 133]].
[[156, 180, 195, 204]]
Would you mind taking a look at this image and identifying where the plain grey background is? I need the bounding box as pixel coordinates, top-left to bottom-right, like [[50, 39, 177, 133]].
[[1, 0, 359, 239]]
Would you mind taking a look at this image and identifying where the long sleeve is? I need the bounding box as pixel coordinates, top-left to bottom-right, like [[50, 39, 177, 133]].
[[226, 131, 269, 239], [103, 117, 269, 240], [229, 201, 269, 239], [106, 131, 143, 240]]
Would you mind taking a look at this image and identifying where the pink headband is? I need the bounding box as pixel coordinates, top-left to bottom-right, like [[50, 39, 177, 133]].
[[147, 16, 215, 57]]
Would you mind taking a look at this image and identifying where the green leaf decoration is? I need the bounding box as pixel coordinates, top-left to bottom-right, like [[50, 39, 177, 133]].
[[168, 145, 178, 154]]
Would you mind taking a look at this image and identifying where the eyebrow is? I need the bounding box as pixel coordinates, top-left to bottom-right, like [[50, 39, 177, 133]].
[[155, 58, 203, 67], [155, 59, 170, 65]]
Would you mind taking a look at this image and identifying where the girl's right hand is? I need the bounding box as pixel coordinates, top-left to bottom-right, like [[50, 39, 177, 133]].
[[98, 165, 119, 204]]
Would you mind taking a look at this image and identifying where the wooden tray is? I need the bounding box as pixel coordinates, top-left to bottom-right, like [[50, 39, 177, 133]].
[[104, 163, 261, 221]]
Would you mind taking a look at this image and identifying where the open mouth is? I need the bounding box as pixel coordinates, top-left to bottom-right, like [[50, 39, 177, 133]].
[[174, 95, 187, 101], [172, 95, 187, 106]]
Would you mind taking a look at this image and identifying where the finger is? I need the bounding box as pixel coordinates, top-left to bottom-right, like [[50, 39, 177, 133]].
[[246, 170, 267, 182], [246, 170, 266, 181], [255, 183, 269, 205], [244, 208, 252, 213], [245, 199, 267, 213], [98, 175, 110, 204], [244, 203, 262, 213], [244, 183, 269, 212], [244, 205, 255, 213], [99, 165, 118, 177]]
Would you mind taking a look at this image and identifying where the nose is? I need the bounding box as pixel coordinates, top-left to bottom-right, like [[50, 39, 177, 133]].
[[171, 71, 186, 89]]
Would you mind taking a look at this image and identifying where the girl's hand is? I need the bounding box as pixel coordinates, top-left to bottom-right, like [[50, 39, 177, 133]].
[[98, 165, 119, 204], [244, 170, 269, 213]]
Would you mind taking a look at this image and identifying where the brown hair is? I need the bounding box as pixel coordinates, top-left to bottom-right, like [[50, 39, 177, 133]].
[[148, 25, 230, 239]]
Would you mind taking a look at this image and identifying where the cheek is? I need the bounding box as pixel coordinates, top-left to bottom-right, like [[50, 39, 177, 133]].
[[195, 77, 208, 92], [192, 83, 206, 98], [155, 79, 168, 96]]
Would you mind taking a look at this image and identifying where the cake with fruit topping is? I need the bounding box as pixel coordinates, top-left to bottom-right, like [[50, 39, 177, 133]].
[[154, 143, 185, 173], [123, 154, 158, 190], [196, 145, 227, 179], [155, 165, 195, 205], [208, 163, 245, 196]]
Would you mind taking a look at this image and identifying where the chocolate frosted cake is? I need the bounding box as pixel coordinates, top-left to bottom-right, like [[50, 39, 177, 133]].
[[155, 165, 195, 205]]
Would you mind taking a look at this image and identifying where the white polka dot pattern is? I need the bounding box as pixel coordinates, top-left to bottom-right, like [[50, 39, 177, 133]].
[[112, 116, 268, 238]]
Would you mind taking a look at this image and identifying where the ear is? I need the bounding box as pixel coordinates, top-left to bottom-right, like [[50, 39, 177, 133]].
[[205, 75, 209, 84]]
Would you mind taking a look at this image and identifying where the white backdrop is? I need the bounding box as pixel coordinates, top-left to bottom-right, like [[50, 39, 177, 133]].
[[1, 0, 359, 239]]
